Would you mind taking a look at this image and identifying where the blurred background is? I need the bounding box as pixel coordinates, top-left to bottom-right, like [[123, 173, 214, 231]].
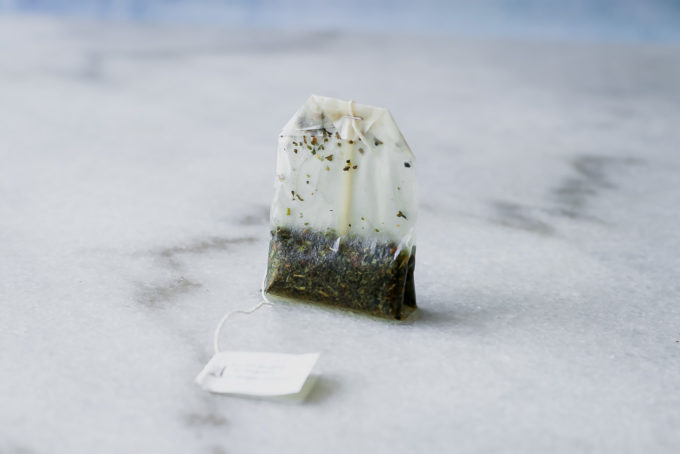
[[1, 0, 680, 42]]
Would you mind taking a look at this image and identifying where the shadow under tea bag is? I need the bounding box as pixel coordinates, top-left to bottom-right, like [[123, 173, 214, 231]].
[[265, 95, 417, 319]]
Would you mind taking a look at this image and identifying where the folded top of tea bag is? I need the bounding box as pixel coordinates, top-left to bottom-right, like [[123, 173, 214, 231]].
[[273, 95, 416, 247]]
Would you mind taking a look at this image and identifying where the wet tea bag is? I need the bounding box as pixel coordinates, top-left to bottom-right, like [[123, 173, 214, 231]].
[[264, 95, 417, 319]]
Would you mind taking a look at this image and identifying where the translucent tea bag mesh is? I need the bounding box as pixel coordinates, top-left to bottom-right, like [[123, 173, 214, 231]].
[[264, 95, 417, 319]]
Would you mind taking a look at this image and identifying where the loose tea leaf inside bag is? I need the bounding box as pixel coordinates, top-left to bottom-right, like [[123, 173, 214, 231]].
[[264, 95, 417, 319]]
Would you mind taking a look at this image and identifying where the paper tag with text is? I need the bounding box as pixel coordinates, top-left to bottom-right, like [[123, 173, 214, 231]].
[[195, 351, 320, 400]]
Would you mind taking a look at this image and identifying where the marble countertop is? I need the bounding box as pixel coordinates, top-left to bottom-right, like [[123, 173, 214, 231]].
[[2, 16, 679, 454]]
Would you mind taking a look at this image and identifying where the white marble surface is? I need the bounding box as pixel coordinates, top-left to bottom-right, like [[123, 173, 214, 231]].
[[1, 16, 680, 454]]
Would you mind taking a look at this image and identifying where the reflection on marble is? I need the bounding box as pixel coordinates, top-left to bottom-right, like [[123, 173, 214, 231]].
[[1, 15, 680, 454]]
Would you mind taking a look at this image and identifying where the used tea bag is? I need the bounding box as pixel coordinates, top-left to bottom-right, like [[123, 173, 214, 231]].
[[264, 95, 417, 319]]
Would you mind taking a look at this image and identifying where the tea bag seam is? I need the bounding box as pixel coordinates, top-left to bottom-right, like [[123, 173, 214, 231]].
[[281, 96, 384, 138]]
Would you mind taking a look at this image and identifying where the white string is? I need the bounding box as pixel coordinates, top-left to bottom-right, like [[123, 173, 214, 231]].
[[212, 274, 273, 354], [346, 100, 373, 153]]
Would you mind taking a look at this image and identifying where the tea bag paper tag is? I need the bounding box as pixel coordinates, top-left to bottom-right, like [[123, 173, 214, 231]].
[[195, 351, 320, 399]]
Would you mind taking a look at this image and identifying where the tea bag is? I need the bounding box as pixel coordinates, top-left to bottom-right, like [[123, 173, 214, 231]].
[[264, 95, 417, 319]]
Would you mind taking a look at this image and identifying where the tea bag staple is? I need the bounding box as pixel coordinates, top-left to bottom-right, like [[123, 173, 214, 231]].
[[264, 95, 417, 319]]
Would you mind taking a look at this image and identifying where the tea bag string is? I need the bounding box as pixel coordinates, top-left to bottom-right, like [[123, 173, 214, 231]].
[[346, 100, 374, 154], [336, 101, 376, 235], [213, 300, 272, 354], [212, 271, 277, 354]]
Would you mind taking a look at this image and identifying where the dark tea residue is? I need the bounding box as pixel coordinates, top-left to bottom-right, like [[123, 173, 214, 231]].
[[265, 227, 416, 319]]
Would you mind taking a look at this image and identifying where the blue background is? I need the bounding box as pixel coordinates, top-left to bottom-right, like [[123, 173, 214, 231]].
[[2, 0, 680, 43]]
